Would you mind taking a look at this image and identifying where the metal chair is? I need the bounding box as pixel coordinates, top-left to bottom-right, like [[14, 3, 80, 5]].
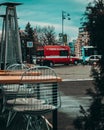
[[2, 63, 29, 111], [3, 66, 61, 129]]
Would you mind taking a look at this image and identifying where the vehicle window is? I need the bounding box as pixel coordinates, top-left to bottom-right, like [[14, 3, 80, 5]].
[[90, 56, 94, 59], [96, 56, 100, 59], [60, 50, 69, 56], [85, 48, 97, 56]]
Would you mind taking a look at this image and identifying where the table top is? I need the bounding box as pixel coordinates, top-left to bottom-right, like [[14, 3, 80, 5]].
[[0, 71, 41, 76], [0, 75, 62, 84]]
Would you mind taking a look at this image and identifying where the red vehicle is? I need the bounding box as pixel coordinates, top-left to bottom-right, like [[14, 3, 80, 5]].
[[36, 45, 81, 67], [36, 45, 80, 67], [36, 45, 70, 67]]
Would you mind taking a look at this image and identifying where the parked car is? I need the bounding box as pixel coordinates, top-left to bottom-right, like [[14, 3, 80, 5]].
[[85, 55, 101, 65]]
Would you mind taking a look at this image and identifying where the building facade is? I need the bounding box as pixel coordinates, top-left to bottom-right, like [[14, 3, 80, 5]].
[[75, 27, 89, 57]]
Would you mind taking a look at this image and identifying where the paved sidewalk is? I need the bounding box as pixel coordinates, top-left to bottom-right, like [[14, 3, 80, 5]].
[[54, 65, 92, 81]]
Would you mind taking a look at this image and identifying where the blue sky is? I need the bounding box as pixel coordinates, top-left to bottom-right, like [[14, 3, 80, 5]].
[[0, 0, 93, 41]]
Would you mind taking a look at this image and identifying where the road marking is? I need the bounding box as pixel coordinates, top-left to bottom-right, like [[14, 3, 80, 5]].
[[62, 78, 93, 82]]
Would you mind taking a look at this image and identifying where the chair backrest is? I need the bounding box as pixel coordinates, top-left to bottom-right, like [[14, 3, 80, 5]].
[[6, 63, 29, 70], [22, 65, 57, 77], [2, 63, 29, 112], [11, 66, 61, 114]]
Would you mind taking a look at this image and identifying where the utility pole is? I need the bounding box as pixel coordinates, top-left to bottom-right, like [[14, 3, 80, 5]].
[[62, 10, 70, 45]]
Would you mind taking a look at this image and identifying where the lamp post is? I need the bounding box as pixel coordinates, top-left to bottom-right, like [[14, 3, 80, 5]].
[[62, 10, 70, 45]]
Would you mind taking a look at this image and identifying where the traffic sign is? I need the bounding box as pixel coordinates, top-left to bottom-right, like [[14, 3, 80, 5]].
[[27, 41, 33, 48]]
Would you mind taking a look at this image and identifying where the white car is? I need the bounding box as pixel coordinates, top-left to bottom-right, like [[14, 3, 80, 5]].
[[85, 55, 101, 65]]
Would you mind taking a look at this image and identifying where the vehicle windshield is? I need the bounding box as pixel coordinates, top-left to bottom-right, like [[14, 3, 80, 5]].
[[84, 48, 98, 57]]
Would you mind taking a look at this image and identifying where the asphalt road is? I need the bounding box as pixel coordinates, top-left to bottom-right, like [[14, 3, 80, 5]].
[[59, 80, 94, 116], [53, 64, 92, 80], [57, 80, 94, 130], [52, 65, 94, 130]]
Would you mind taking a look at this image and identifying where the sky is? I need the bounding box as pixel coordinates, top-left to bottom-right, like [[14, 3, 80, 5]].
[[0, 0, 93, 41]]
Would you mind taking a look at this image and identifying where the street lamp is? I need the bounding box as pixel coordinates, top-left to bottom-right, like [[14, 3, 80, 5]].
[[62, 10, 70, 45]]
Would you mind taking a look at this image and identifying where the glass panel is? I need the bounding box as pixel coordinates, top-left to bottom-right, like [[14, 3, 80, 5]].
[[60, 50, 68, 56]]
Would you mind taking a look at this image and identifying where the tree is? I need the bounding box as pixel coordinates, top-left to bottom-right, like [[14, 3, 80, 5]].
[[36, 25, 56, 45], [74, 0, 104, 129], [25, 22, 34, 41], [83, 0, 104, 53], [20, 22, 37, 63], [43, 26, 56, 45]]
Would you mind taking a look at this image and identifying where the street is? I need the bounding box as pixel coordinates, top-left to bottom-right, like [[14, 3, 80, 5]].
[[57, 80, 94, 130], [53, 64, 92, 80], [52, 65, 94, 130], [59, 80, 93, 116]]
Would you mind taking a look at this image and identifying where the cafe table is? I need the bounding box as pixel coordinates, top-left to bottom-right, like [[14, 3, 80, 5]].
[[0, 74, 62, 130], [0, 71, 41, 76], [0, 75, 62, 84]]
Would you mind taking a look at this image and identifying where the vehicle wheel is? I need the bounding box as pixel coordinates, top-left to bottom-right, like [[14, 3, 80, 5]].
[[83, 61, 87, 65], [74, 60, 78, 65], [49, 61, 54, 67]]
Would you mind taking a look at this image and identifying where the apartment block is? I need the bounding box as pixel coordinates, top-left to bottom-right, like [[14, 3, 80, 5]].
[[75, 27, 89, 57]]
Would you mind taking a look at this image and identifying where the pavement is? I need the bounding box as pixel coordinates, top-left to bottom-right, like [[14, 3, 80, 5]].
[[53, 64, 92, 81], [58, 80, 93, 118], [53, 65, 94, 129], [60, 95, 91, 118]]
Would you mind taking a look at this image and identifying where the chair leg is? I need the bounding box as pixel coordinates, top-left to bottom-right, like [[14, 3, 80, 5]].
[[29, 120, 35, 130], [31, 115, 51, 130], [42, 116, 51, 130], [6, 111, 17, 127], [26, 115, 31, 130], [2, 96, 6, 113]]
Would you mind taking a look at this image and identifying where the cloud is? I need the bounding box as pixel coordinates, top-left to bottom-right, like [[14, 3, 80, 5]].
[[18, 19, 78, 41], [0, 0, 92, 40], [73, 0, 93, 4]]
